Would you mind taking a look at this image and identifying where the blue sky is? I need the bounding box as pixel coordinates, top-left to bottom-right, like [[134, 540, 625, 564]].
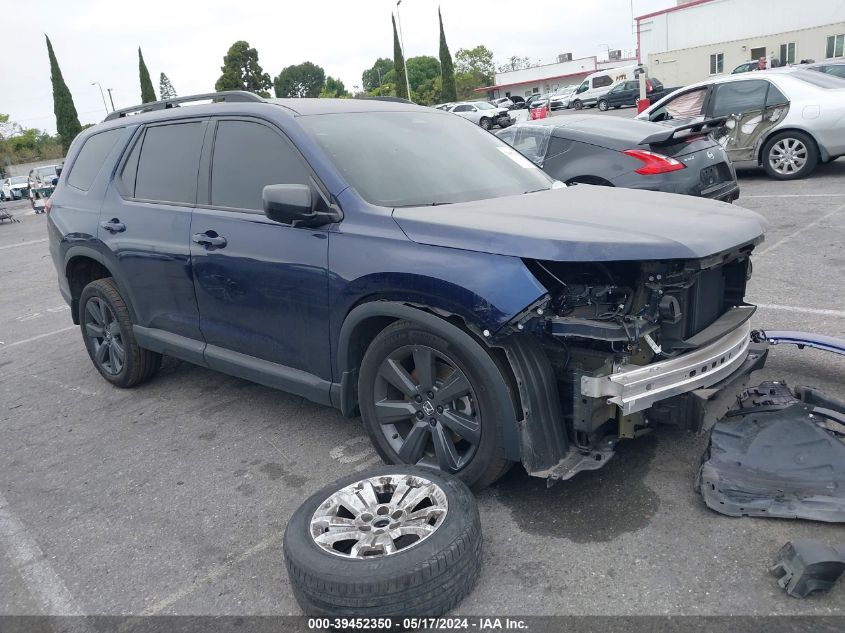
[[0, 0, 669, 133]]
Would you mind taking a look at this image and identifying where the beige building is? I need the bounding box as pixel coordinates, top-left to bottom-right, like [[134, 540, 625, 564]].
[[637, 0, 845, 86]]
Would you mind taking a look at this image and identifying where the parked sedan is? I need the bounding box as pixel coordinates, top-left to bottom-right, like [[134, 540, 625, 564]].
[[496, 115, 739, 202], [637, 68, 845, 179], [447, 101, 511, 130], [549, 87, 577, 110], [1, 175, 29, 201]]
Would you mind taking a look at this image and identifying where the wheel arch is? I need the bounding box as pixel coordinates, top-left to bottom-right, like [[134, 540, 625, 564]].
[[64, 247, 137, 325], [333, 300, 523, 462]]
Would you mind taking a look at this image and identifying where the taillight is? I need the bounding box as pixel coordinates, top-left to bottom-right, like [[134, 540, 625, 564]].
[[622, 149, 686, 175], [44, 197, 53, 215], [646, 79, 653, 91]]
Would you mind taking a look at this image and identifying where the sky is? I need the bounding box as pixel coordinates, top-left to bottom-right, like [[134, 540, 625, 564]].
[[0, 0, 670, 134]]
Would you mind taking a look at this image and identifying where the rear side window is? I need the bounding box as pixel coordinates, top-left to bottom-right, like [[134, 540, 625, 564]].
[[210, 120, 309, 211], [67, 129, 123, 191], [592, 75, 612, 88], [133, 122, 205, 204], [709, 80, 768, 117], [766, 82, 789, 106]]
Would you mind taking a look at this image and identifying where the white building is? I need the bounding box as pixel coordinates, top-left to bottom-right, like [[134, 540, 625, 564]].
[[477, 54, 638, 100], [637, 0, 845, 86]]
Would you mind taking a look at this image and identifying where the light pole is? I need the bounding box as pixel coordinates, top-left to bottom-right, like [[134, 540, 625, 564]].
[[395, 1, 413, 101], [91, 81, 109, 115], [106, 88, 116, 112]]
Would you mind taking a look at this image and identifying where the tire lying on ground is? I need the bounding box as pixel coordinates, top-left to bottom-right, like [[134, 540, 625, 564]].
[[284, 465, 482, 619]]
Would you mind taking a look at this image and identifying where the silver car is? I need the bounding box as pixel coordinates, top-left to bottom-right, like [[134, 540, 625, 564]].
[[637, 68, 845, 179], [447, 101, 511, 130], [550, 86, 577, 110]]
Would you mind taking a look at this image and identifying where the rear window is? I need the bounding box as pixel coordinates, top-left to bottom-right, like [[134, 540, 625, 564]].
[[67, 128, 123, 191], [793, 70, 845, 88], [132, 122, 205, 204]]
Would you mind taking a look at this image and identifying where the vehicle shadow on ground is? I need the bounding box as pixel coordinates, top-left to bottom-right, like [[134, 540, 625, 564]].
[[489, 435, 661, 543]]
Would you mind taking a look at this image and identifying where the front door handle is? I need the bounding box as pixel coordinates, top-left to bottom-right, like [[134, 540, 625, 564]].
[[100, 219, 125, 233], [192, 231, 227, 249]]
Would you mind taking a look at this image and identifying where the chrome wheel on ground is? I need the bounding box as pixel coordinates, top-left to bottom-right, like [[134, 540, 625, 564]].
[[762, 131, 818, 180], [285, 465, 482, 617], [309, 473, 448, 558], [598, 99, 609, 111]]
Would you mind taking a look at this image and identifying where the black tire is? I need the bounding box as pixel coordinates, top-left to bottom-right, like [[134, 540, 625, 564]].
[[79, 278, 162, 388], [597, 99, 609, 111], [358, 320, 512, 490], [479, 117, 491, 131], [762, 130, 818, 180], [284, 465, 482, 619], [572, 100, 583, 110]]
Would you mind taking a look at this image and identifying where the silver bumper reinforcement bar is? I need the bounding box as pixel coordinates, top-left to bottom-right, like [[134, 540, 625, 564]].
[[581, 321, 752, 415]]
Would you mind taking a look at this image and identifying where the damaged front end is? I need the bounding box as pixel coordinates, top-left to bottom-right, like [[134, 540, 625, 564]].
[[495, 245, 767, 483]]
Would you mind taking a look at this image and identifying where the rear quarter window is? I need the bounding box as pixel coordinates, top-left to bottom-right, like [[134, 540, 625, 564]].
[[67, 128, 123, 191]]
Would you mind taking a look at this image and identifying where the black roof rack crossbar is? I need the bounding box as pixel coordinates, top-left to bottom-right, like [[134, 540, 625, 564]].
[[104, 91, 264, 121]]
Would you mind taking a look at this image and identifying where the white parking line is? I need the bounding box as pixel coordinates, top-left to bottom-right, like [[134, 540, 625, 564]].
[[0, 326, 76, 350], [0, 490, 85, 616], [754, 303, 845, 319], [0, 238, 48, 251], [754, 203, 845, 256], [743, 193, 845, 198]]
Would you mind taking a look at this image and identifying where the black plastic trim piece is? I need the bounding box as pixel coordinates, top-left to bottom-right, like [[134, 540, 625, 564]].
[[133, 326, 207, 366]]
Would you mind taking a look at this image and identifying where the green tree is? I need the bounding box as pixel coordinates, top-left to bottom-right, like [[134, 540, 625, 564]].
[[138, 47, 157, 103], [438, 9, 457, 102], [215, 41, 272, 96], [406, 56, 440, 93], [362, 58, 393, 93], [273, 62, 325, 98], [45, 35, 81, 153], [497, 56, 532, 73], [392, 14, 408, 100], [454, 45, 496, 100], [413, 76, 442, 106], [0, 113, 64, 165], [159, 73, 177, 99], [319, 76, 350, 98]]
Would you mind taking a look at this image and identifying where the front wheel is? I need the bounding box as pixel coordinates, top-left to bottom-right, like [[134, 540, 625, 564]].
[[479, 117, 492, 130], [358, 320, 512, 490], [598, 99, 609, 111], [79, 278, 162, 387], [762, 131, 818, 180], [572, 100, 583, 110]]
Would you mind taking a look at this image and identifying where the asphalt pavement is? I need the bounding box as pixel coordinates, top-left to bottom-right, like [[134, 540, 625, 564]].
[[1, 149, 845, 619]]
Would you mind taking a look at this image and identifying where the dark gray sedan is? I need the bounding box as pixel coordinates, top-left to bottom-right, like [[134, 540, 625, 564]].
[[495, 115, 739, 202]]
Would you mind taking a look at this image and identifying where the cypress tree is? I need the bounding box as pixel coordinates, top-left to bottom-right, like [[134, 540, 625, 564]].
[[138, 47, 157, 103], [45, 35, 81, 153], [438, 8, 456, 102], [392, 14, 408, 100], [159, 73, 177, 99]]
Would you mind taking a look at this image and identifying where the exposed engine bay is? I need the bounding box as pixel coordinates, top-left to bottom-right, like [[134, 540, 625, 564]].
[[497, 244, 766, 482]]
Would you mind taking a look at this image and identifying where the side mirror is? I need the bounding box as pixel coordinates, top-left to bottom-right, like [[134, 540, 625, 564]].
[[262, 183, 341, 227]]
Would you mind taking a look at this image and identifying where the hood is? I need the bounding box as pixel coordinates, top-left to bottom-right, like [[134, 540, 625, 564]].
[[392, 186, 766, 262]]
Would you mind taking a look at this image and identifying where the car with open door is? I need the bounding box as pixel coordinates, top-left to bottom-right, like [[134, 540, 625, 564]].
[[637, 68, 845, 179], [496, 115, 739, 202]]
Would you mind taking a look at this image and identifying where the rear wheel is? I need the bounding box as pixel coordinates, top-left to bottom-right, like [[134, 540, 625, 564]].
[[79, 278, 162, 388], [358, 320, 512, 490], [598, 99, 609, 111], [762, 131, 818, 180]]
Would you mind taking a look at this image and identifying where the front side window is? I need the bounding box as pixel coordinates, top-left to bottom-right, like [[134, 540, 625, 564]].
[[710, 53, 724, 74], [67, 128, 123, 191], [576, 81, 588, 93], [709, 80, 768, 117], [827, 34, 844, 58], [650, 87, 707, 121], [133, 121, 205, 204], [300, 111, 552, 207], [210, 120, 308, 211]]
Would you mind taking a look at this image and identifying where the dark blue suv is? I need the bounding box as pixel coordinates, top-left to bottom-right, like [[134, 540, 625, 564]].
[[48, 92, 769, 489]]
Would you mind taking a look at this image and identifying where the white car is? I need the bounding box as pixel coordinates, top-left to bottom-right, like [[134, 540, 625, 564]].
[[637, 68, 845, 179], [491, 97, 514, 108], [447, 101, 511, 130], [1, 176, 29, 201], [549, 86, 577, 110]]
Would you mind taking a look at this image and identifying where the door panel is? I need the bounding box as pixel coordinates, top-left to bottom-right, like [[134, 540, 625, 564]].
[[99, 120, 207, 341], [190, 118, 331, 380], [708, 80, 786, 162]]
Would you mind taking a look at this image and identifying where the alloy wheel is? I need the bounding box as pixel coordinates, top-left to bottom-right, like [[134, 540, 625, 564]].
[[373, 345, 480, 474], [769, 138, 808, 176], [309, 473, 448, 558], [84, 297, 125, 375]]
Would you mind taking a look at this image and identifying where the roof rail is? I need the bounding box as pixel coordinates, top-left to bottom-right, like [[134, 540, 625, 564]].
[[354, 95, 415, 104], [104, 91, 264, 121]]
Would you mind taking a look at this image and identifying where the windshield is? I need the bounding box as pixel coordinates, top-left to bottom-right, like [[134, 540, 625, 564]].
[[10, 176, 27, 184], [475, 102, 495, 110], [300, 111, 553, 207], [36, 167, 57, 177]]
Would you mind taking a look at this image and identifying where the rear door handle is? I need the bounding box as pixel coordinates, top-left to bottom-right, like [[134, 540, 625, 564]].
[[192, 231, 227, 249], [100, 219, 125, 233]]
